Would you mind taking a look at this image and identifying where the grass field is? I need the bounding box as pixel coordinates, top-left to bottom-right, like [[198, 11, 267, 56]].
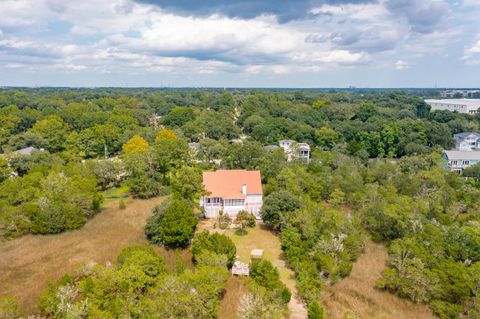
[[321, 240, 436, 319], [0, 196, 192, 316]]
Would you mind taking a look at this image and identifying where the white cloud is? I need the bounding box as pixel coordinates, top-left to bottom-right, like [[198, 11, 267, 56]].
[[463, 39, 480, 64], [395, 60, 409, 70], [0, 0, 474, 80]]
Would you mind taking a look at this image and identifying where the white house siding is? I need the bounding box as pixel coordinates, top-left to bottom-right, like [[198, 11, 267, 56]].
[[245, 194, 263, 216], [202, 194, 263, 219]]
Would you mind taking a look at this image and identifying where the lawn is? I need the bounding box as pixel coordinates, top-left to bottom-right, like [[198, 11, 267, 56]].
[[0, 196, 192, 316]]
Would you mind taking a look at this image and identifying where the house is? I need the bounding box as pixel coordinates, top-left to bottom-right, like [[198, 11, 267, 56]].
[[0, 147, 40, 158], [425, 99, 480, 114], [279, 139, 311, 162], [454, 132, 480, 151], [201, 169, 263, 219], [443, 150, 480, 173]]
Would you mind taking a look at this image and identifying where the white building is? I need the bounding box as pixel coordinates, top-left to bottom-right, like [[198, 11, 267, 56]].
[[454, 132, 480, 151], [279, 139, 311, 162], [443, 150, 480, 173], [425, 99, 480, 114], [201, 169, 263, 219]]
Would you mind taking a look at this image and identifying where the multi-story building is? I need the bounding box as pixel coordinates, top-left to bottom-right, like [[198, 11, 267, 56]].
[[278, 139, 311, 162], [200, 169, 263, 219], [454, 132, 480, 151], [443, 150, 480, 173], [425, 99, 480, 114]]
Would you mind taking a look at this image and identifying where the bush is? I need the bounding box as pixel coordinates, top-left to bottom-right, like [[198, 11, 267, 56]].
[[0, 295, 20, 319], [217, 211, 231, 229], [250, 260, 291, 305], [192, 230, 237, 268], [307, 301, 324, 319], [247, 213, 256, 228], [145, 199, 197, 248], [260, 191, 300, 231]]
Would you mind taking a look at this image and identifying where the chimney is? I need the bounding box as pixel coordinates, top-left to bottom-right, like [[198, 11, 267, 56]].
[[242, 184, 247, 195]]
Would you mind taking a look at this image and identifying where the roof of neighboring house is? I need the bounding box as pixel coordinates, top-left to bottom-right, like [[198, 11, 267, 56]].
[[454, 132, 480, 139], [0, 146, 39, 157], [203, 169, 262, 199], [444, 150, 480, 160]]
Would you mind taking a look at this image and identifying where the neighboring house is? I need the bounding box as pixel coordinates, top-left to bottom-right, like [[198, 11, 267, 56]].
[[201, 169, 263, 219], [443, 150, 480, 173], [0, 147, 40, 158], [425, 99, 480, 114], [454, 132, 480, 151], [279, 139, 311, 162]]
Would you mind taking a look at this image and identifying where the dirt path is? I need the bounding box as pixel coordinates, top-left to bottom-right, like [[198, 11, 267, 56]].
[[0, 196, 165, 315], [201, 221, 308, 319], [321, 240, 436, 319]]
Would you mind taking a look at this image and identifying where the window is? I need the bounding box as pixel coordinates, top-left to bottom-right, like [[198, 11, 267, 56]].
[[224, 199, 245, 206]]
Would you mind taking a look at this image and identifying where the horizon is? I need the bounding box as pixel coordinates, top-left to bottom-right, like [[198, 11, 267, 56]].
[[1, 0, 480, 87]]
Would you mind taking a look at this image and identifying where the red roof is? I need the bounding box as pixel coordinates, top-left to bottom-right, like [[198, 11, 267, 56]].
[[203, 170, 262, 199]]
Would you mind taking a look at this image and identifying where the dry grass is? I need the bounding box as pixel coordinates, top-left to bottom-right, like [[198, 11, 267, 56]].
[[218, 276, 250, 319], [198, 220, 308, 319], [0, 196, 192, 316], [321, 240, 436, 319]]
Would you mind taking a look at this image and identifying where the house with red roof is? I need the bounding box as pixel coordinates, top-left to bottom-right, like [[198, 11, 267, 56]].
[[201, 169, 263, 219]]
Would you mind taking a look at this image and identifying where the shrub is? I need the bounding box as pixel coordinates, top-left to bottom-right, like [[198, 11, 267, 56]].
[[250, 260, 291, 305], [260, 190, 300, 231], [217, 211, 231, 229], [307, 301, 324, 319], [0, 295, 20, 319], [192, 230, 237, 268], [247, 213, 256, 228], [145, 199, 197, 248]]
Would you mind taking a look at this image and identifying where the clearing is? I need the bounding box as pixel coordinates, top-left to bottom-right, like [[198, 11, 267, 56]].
[[321, 240, 436, 319], [198, 221, 308, 319], [0, 196, 192, 315]]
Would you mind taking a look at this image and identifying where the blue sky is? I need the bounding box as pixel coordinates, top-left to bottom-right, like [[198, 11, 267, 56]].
[[0, 0, 479, 87]]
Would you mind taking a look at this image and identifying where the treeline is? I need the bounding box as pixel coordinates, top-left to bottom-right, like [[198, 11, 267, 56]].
[[1, 89, 480, 160], [260, 151, 480, 319]]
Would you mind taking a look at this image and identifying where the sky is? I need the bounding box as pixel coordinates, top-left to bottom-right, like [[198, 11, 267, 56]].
[[0, 0, 479, 88]]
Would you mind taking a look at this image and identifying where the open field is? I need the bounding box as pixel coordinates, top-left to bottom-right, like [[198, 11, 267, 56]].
[[0, 196, 192, 315], [199, 221, 308, 319], [321, 240, 436, 319]]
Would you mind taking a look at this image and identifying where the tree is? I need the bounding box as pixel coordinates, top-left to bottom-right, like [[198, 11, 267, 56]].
[[155, 128, 178, 142], [30, 115, 70, 152], [122, 135, 149, 155], [145, 199, 197, 248], [170, 165, 206, 205], [235, 210, 250, 235], [192, 230, 237, 268], [260, 191, 301, 231], [217, 211, 231, 229], [0, 157, 12, 183], [162, 107, 196, 127], [153, 132, 189, 182]]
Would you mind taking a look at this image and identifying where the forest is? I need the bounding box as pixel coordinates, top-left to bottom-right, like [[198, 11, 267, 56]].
[[0, 88, 479, 319]]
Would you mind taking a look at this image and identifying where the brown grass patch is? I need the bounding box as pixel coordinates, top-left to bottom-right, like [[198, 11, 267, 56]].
[[321, 240, 436, 319], [0, 196, 192, 316]]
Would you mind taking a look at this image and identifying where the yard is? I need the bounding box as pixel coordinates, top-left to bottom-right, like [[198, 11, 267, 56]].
[[0, 195, 192, 316], [198, 220, 308, 319]]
